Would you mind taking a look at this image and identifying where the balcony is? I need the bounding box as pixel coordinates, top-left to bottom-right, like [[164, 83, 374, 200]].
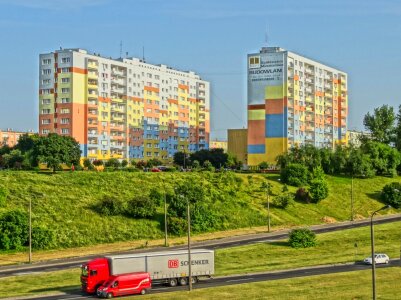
[[325, 92, 333, 98], [87, 61, 98, 69], [305, 77, 314, 84], [88, 71, 98, 79], [111, 97, 124, 103], [88, 100, 98, 108], [88, 121, 98, 128], [111, 68, 125, 77], [111, 105, 125, 113]]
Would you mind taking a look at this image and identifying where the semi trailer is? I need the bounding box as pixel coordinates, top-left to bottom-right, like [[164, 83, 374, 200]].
[[81, 249, 214, 293]]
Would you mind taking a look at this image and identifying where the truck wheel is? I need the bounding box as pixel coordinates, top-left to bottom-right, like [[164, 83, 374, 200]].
[[168, 278, 178, 287], [140, 289, 147, 295], [191, 276, 198, 284], [106, 293, 113, 299], [179, 277, 188, 286]]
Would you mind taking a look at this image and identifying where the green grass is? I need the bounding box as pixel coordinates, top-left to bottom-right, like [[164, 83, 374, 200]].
[[0, 171, 399, 253], [216, 221, 401, 275]]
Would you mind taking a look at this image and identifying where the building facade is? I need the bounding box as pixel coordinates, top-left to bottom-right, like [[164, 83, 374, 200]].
[[227, 129, 248, 164], [247, 47, 348, 165], [209, 140, 227, 152], [0, 129, 34, 148], [39, 48, 210, 161], [347, 130, 370, 147]]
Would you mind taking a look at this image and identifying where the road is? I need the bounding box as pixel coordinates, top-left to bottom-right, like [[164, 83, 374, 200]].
[[1, 213, 400, 279], [16, 259, 400, 300]]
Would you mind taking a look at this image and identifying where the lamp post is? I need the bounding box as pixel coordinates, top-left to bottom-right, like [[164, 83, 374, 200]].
[[29, 196, 32, 264], [187, 199, 192, 291], [164, 189, 168, 247], [350, 175, 354, 221], [370, 205, 390, 300], [266, 183, 271, 233]]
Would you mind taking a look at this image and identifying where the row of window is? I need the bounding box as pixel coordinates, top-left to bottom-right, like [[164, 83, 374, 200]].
[[42, 57, 70, 65]]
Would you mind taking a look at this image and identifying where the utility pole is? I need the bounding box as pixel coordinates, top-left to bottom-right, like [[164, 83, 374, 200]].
[[187, 201, 192, 291], [29, 197, 32, 264], [351, 175, 354, 221], [164, 190, 168, 247], [267, 185, 271, 232]]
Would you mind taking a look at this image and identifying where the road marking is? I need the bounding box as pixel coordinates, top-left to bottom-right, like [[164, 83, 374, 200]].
[[13, 271, 44, 276], [226, 278, 254, 282]]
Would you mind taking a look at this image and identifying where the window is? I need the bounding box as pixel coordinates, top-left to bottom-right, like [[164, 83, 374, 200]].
[[42, 99, 51, 105], [42, 69, 51, 75], [146, 152, 152, 157], [61, 98, 70, 103], [61, 118, 70, 124], [42, 59, 51, 65], [41, 119, 51, 125], [61, 128, 69, 134], [60, 108, 70, 114], [42, 129, 50, 134], [61, 67, 70, 73], [41, 109, 51, 114], [61, 57, 71, 63], [42, 79, 51, 85], [61, 78, 70, 83], [61, 88, 70, 93]]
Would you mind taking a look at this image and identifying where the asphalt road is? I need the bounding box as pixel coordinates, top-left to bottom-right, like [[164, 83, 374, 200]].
[[16, 259, 400, 300], [1, 213, 400, 279]]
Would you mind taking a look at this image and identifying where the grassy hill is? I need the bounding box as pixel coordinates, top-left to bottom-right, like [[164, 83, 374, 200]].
[[0, 171, 399, 252]]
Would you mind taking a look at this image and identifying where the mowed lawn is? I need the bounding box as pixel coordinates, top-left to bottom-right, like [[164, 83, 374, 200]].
[[1, 221, 400, 299]]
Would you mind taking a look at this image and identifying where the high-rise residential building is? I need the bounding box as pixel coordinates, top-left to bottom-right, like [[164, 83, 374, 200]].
[[39, 48, 210, 161], [0, 129, 35, 147], [247, 47, 348, 166]]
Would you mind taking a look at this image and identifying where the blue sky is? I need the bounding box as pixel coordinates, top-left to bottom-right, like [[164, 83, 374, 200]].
[[0, 0, 400, 139]]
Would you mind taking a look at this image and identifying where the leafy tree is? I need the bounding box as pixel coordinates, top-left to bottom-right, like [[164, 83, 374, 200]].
[[15, 134, 39, 152], [190, 148, 228, 168], [381, 182, 401, 209], [295, 187, 312, 203], [173, 151, 190, 167], [361, 141, 401, 176], [309, 179, 329, 203], [280, 163, 309, 187], [126, 196, 156, 219], [2, 149, 25, 169], [121, 160, 128, 168], [136, 160, 147, 169], [192, 160, 201, 170], [83, 158, 94, 170], [288, 228, 316, 248], [226, 153, 241, 169], [258, 161, 269, 170], [395, 105, 401, 152], [147, 158, 163, 168], [203, 160, 215, 172], [0, 210, 28, 250], [32, 226, 56, 250], [345, 148, 375, 178], [31, 134, 81, 172], [363, 105, 395, 144], [273, 193, 294, 208]]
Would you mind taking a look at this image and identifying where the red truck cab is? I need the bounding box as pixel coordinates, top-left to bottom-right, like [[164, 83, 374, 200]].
[[81, 258, 110, 293], [96, 272, 151, 298]]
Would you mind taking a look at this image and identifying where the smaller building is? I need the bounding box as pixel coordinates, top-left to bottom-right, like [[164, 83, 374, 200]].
[[0, 129, 35, 148], [227, 129, 248, 164], [209, 140, 227, 152], [347, 130, 370, 147]]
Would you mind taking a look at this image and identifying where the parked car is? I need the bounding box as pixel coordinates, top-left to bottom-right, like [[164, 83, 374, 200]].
[[96, 272, 151, 298], [363, 254, 390, 265], [151, 167, 161, 172]]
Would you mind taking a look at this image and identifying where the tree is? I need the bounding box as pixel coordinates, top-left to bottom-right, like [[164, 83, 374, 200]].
[[280, 163, 309, 187], [363, 105, 395, 144], [83, 158, 93, 170], [147, 158, 163, 168], [31, 134, 81, 172], [2, 149, 25, 169], [381, 182, 401, 209], [0, 210, 28, 250], [361, 141, 401, 176], [105, 158, 121, 168], [258, 161, 269, 170], [345, 148, 375, 178], [309, 179, 329, 203], [288, 228, 316, 248], [15, 134, 39, 152], [173, 151, 189, 167], [395, 105, 401, 152], [126, 196, 156, 219]]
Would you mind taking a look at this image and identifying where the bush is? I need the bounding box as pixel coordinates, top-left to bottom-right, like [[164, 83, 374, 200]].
[[272, 192, 294, 209], [0, 186, 7, 207], [381, 182, 401, 208], [258, 161, 269, 170], [121, 160, 128, 168], [93, 159, 104, 166], [126, 196, 156, 219], [168, 216, 187, 236], [203, 160, 215, 172], [309, 179, 329, 203], [0, 210, 28, 250], [83, 158, 93, 170], [164, 167, 177, 172], [105, 158, 121, 168], [280, 163, 309, 187], [95, 197, 125, 216], [295, 187, 312, 203], [32, 226, 56, 250], [124, 166, 140, 172], [288, 228, 316, 248]]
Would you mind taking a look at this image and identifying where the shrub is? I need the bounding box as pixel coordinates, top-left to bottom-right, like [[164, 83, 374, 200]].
[[381, 182, 401, 208], [126, 196, 156, 218], [168, 216, 187, 236], [288, 228, 316, 248], [258, 161, 269, 170], [295, 187, 312, 203], [0, 186, 7, 207], [83, 158, 93, 170], [105, 158, 121, 168], [0, 210, 28, 250], [203, 160, 215, 172], [93, 159, 104, 166], [164, 167, 177, 172], [121, 160, 128, 168], [280, 163, 309, 187], [309, 179, 329, 203], [147, 158, 163, 168], [32, 226, 56, 250], [95, 197, 125, 216], [272, 192, 294, 209], [124, 166, 140, 172]]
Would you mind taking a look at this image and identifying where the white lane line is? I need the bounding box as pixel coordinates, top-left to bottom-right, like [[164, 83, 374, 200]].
[[13, 271, 44, 276]]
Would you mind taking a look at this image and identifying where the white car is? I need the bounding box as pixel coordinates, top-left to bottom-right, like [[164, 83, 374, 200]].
[[363, 254, 390, 265]]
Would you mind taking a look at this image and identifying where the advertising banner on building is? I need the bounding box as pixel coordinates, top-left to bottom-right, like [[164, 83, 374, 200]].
[[247, 52, 285, 105]]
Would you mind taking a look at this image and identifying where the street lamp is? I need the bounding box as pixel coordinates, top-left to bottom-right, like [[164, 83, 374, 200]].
[[266, 183, 272, 233], [370, 205, 391, 300], [187, 198, 192, 291], [28, 190, 44, 264], [350, 174, 354, 221], [164, 188, 168, 247]]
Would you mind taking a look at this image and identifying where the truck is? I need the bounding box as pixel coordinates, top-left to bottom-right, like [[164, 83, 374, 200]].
[[81, 249, 214, 293]]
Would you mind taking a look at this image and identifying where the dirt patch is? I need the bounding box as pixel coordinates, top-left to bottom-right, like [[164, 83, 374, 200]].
[[321, 216, 337, 224]]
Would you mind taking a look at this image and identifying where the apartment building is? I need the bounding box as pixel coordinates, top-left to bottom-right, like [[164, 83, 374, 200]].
[[39, 48, 210, 161], [247, 47, 348, 166], [0, 129, 35, 148]]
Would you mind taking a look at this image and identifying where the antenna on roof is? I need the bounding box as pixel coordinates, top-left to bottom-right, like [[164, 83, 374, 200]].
[[120, 41, 123, 58], [126, 51, 128, 58], [264, 23, 269, 46], [142, 46, 145, 62]]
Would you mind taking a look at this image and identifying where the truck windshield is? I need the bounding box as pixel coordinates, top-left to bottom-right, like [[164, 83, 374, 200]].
[[81, 266, 88, 277]]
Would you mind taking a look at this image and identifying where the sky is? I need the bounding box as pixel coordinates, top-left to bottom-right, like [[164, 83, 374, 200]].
[[0, 0, 400, 139]]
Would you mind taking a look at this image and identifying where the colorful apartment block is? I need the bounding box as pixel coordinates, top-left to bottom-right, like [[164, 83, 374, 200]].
[[0, 129, 35, 148], [39, 49, 210, 161], [209, 140, 227, 152], [247, 47, 348, 166]]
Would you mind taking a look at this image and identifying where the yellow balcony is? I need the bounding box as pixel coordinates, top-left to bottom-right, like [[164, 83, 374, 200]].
[[87, 62, 98, 69]]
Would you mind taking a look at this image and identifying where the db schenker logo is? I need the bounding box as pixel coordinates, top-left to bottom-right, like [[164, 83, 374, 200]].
[[168, 259, 179, 268]]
